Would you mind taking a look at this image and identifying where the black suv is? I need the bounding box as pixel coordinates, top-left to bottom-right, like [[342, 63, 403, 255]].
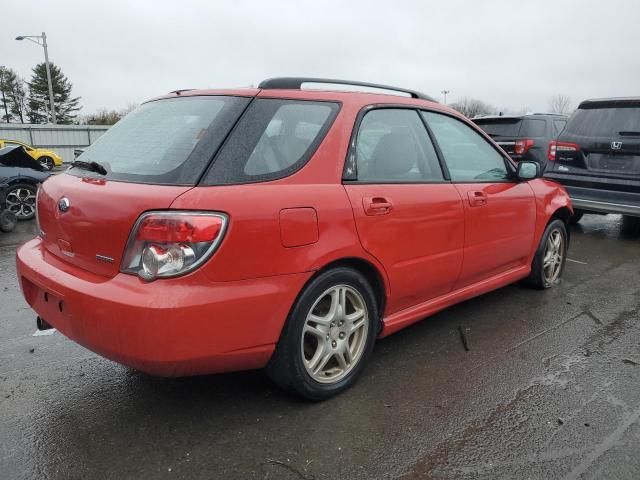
[[544, 98, 640, 222], [473, 113, 568, 167]]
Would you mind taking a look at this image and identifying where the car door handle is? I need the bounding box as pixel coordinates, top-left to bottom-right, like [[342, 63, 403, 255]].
[[468, 191, 488, 207], [363, 196, 393, 215]]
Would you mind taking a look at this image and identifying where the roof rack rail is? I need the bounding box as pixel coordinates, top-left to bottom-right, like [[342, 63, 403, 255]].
[[258, 77, 437, 102]]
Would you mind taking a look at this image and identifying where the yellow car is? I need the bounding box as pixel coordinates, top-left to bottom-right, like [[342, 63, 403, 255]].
[[0, 139, 63, 170]]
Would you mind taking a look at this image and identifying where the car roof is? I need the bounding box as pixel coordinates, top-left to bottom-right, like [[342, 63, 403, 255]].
[[147, 77, 468, 115], [578, 97, 640, 109]]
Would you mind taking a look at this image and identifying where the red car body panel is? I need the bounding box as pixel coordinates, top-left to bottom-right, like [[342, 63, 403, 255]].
[[16, 86, 572, 377]]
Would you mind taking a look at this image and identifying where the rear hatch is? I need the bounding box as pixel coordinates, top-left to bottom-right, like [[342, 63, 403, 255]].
[[37, 94, 252, 278], [474, 116, 551, 163], [550, 99, 640, 179]]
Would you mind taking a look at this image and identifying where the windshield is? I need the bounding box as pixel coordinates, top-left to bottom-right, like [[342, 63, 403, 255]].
[[70, 96, 251, 185]]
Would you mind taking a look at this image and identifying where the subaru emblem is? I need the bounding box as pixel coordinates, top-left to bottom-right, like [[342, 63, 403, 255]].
[[58, 197, 70, 212], [611, 141, 623, 150]]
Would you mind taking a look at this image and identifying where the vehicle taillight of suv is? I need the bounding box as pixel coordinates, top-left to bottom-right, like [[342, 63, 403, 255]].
[[473, 113, 568, 167], [545, 97, 640, 223], [16, 78, 572, 400]]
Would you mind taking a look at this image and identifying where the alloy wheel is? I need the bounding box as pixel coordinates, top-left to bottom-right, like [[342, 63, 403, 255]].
[[542, 229, 564, 284], [6, 186, 37, 220], [301, 285, 369, 384]]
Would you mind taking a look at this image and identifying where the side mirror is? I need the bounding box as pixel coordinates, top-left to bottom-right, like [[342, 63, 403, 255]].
[[516, 161, 540, 181]]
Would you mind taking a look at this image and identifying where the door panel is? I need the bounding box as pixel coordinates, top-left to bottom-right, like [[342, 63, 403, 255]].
[[345, 184, 464, 315], [453, 182, 535, 288]]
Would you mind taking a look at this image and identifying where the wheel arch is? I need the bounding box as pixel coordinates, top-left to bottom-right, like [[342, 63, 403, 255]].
[[549, 206, 572, 244]]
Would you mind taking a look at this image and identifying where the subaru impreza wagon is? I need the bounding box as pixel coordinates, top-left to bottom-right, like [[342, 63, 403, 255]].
[[16, 78, 572, 399]]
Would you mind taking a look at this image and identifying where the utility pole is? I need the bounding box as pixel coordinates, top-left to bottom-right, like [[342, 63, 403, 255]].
[[0, 66, 9, 122], [441, 89, 450, 105], [15, 32, 57, 124]]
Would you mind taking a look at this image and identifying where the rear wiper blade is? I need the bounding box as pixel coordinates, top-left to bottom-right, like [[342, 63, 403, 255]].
[[69, 160, 107, 175], [619, 131, 640, 137]]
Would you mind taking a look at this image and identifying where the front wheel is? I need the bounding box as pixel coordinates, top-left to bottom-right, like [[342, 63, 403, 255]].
[[5, 184, 37, 220], [39, 156, 54, 170], [524, 219, 568, 289], [267, 267, 378, 400]]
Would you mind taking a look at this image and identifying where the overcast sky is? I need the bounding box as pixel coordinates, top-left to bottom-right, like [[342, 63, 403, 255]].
[[3, 0, 639, 115]]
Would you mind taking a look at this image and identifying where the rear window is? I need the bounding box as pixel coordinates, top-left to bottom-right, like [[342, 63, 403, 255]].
[[474, 118, 522, 137], [203, 99, 339, 185], [564, 107, 640, 137], [71, 96, 251, 185]]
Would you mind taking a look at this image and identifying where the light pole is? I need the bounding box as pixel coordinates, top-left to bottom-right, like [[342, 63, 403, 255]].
[[15, 32, 56, 124], [0, 66, 9, 122], [441, 89, 450, 105]]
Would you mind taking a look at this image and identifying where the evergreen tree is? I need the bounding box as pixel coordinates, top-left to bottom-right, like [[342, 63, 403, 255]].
[[27, 62, 81, 124], [0, 67, 27, 123]]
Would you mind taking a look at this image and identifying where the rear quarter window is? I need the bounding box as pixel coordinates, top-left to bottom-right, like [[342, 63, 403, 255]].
[[203, 99, 339, 185]]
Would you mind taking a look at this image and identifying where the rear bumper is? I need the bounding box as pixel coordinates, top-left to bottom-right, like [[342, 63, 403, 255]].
[[16, 238, 312, 376], [544, 173, 640, 216]]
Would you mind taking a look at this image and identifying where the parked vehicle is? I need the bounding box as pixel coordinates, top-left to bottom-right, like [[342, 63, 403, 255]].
[[473, 113, 568, 167], [545, 98, 640, 223], [0, 145, 51, 220], [16, 78, 572, 400], [0, 139, 63, 170], [0, 183, 18, 233]]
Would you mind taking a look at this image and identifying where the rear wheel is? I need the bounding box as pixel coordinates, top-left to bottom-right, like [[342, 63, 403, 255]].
[[39, 156, 54, 170], [267, 267, 378, 400], [5, 184, 37, 220], [569, 209, 584, 224], [524, 219, 568, 289]]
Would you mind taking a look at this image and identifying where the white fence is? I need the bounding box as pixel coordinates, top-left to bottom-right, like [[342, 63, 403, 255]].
[[0, 123, 110, 164]]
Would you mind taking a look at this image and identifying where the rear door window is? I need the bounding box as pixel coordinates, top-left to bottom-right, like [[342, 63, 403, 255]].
[[552, 120, 567, 136], [422, 111, 511, 182], [520, 119, 546, 137], [204, 99, 339, 185], [353, 109, 444, 182]]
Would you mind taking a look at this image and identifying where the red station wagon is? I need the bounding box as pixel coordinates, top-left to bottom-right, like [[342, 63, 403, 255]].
[[16, 78, 572, 399]]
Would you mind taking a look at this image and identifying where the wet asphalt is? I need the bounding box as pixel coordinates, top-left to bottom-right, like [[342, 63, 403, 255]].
[[1, 214, 639, 480]]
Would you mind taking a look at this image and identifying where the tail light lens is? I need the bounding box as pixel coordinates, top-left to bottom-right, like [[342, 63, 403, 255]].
[[121, 211, 228, 281], [514, 139, 535, 155], [548, 141, 580, 161]]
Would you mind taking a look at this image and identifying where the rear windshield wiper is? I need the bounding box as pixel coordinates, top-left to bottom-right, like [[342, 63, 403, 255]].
[[619, 131, 640, 137], [69, 160, 108, 175]]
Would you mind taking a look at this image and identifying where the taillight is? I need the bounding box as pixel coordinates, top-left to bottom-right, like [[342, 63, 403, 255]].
[[514, 139, 535, 155], [548, 141, 579, 161], [121, 211, 228, 281]]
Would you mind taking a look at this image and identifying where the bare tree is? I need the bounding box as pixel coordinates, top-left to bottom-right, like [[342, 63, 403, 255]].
[[549, 94, 572, 114], [449, 97, 495, 119]]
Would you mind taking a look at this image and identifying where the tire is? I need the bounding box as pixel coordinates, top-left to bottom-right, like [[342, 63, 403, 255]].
[[0, 210, 17, 232], [5, 183, 37, 220], [266, 267, 378, 400], [524, 219, 568, 289], [569, 209, 584, 225], [39, 156, 54, 170]]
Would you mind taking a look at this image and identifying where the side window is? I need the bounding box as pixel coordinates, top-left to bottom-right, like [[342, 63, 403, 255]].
[[521, 119, 546, 137], [355, 109, 444, 182], [552, 120, 567, 136], [421, 111, 510, 182], [205, 99, 339, 185]]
